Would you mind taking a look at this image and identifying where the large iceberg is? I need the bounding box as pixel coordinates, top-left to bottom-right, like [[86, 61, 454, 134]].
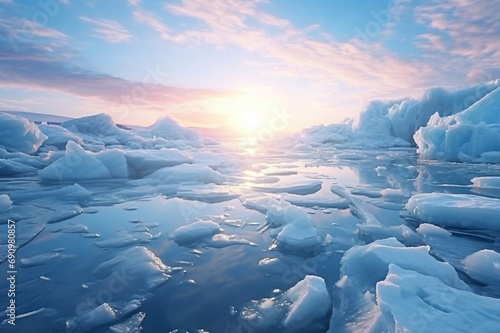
[[415, 86, 500, 163], [0, 112, 47, 153], [297, 80, 500, 152]]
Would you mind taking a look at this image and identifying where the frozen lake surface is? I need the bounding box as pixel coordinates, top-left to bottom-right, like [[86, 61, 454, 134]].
[[2, 142, 500, 332]]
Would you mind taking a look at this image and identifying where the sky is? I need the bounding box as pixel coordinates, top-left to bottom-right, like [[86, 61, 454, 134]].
[[0, 0, 499, 134]]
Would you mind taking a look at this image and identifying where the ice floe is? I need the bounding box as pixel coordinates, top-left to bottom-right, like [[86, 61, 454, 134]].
[[252, 179, 322, 195], [406, 193, 500, 231]]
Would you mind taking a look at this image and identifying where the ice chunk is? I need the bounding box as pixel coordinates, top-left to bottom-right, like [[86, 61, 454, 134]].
[[252, 180, 322, 195], [472, 176, 500, 189], [471, 177, 500, 198], [283, 194, 349, 209], [94, 230, 138, 248], [0, 158, 38, 175], [462, 250, 500, 287], [125, 148, 192, 176], [92, 246, 170, 290], [11, 183, 92, 203], [416, 223, 451, 237], [340, 238, 468, 291], [240, 194, 277, 213], [176, 185, 239, 203], [283, 275, 331, 332], [375, 264, 500, 333], [67, 303, 117, 331], [406, 193, 500, 231], [238, 275, 331, 332], [20, 252, 73, 267], [38, 123, 83, 148], [39, 141, 112, 181], [274, 206, 323, 254], [0, 112, 47, 153], [171, 220, 222, 246], [147, 116, 200, 142], [415, 87, 500, 163], [0, 194, 12, 212], [146, 164, 226, 184], [330, 238, 470, 332], [52, 222, 89, 234], [357, 224, 421, 246], [191, 151, 246, 173], [62, 113, 138, 146], [207, 234, 256, 248], [110, 312, 145, 333]]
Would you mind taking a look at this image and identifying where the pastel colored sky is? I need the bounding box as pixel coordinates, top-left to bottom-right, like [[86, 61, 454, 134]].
[[1, 0, 499, 133]]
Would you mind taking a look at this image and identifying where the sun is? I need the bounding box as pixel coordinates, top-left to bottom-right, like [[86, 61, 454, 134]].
[[241, 111, 262, 133]]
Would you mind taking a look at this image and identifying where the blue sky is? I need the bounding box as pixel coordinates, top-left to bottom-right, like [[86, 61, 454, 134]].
[[0, 0, 499, 132]]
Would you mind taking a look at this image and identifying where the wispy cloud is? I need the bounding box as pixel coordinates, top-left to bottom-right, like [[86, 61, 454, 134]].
[[79, 16, 134, 43], [133, 9, 171, 39], [159, 0, 433, 98], [415, 0, 500, 82]]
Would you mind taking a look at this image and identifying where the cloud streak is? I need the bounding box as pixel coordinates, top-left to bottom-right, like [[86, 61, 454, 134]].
[[79, 16, 134, 43]]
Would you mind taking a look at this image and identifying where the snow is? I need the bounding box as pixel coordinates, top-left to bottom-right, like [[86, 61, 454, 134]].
[[0, 112, 47, 153], [406, 193, 500, 231], [145, 164, 226, 184], [415, 86, 500, 163], [462, 250, 500, 287], [375, 264, 500, 333], [171, 220, 222, 245]]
